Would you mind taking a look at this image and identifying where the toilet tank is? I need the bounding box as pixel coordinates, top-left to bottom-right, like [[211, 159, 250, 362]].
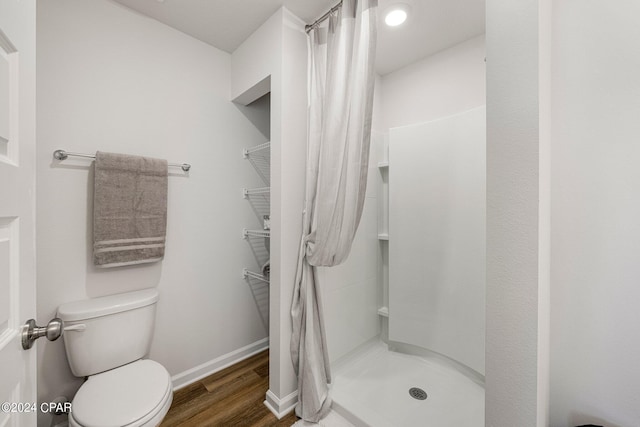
[[57, 289, 159, 377]]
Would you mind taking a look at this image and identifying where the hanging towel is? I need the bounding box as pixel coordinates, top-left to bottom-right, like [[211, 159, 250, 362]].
[[93, 151, 168, 268]]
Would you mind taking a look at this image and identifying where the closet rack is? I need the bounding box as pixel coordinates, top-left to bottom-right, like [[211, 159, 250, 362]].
[[243, 229, 270, 239], [242, 268, 269, 283], [242, 140, 271, 288], [242, 142, 270, 158], [53, 149, 191, 172], [243, 187, 270, 198]]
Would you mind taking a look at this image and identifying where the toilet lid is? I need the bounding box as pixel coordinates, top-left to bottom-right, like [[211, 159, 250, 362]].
[[72, 359, 171, 427]]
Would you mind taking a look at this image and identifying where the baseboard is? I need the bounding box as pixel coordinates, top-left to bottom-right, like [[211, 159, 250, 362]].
[[171, 337, 269, 390], [264, 389, 298, 419]]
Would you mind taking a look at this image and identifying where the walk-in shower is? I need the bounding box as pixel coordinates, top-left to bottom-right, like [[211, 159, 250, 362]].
[[328, 105, 486, 426]]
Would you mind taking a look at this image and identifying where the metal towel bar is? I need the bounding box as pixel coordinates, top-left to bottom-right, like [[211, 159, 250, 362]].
[[53, 149, 191, 172]]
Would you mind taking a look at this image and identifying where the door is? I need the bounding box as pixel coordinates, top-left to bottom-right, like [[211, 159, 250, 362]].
[[0, 0, 37, 425]]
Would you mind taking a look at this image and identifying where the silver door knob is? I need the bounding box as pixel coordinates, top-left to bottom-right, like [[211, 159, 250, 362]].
[[21, 318, 64, 350]]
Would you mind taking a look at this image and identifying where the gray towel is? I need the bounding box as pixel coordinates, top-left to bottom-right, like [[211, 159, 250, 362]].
[[93, 151, 168, 268]]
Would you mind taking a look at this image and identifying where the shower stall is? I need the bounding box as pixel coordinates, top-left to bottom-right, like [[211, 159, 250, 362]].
[[326, 102, 486, 426]]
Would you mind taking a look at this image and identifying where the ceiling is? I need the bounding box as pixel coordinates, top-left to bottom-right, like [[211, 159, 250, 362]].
[[112, 0, 485, 75]]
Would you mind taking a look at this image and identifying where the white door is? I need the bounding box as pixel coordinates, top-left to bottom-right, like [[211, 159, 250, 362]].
[[0, 0, 37, 425]]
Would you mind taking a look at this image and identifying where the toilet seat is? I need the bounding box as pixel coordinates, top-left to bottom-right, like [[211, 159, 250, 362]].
[[69, 359, 173, 427]]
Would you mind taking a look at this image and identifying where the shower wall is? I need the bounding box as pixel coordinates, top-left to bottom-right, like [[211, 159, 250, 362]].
[[322, 35, 486, 366], [381, 35, 486, 129], [389, 107, 486, 375], [319, 82, 382, 363], [377, 35, 486, 372], [319, 139, 381, 363]]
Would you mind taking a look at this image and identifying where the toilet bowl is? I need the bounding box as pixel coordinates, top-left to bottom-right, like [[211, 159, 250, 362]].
[[68, 360, 172, 427], [58, 289, 172, 427]]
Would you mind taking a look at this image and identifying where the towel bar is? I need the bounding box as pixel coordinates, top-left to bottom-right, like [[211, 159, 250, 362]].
[[53, 149, 191, 172]]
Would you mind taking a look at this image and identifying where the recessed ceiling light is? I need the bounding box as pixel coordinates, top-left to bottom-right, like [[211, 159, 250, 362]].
[[384, 4, 410, 27]]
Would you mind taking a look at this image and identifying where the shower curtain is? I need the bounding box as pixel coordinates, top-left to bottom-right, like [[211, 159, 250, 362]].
[[291, 0, 377, 421]]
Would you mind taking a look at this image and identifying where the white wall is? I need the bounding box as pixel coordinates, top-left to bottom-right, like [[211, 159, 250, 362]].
[[381, 35, 486, 129], [36, 1, 269, 424], [549, 1, 640, 425], [231, 8, 308, 415], [485, 0, 549, 425], [275, 10, 308, 409]]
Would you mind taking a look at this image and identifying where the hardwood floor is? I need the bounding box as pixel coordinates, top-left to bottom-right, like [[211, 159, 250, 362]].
[[161, 350, 299, 427]]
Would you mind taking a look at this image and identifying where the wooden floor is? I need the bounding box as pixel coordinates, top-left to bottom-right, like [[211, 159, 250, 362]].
[[161, 350, 299, 427]]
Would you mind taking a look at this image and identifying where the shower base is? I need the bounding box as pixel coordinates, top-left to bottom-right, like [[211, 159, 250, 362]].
[[330, 340, 484, 427]]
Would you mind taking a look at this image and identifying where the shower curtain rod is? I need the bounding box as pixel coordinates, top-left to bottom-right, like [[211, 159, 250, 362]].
[[53, 149, 191, 172], [305, 0, 343, 33]]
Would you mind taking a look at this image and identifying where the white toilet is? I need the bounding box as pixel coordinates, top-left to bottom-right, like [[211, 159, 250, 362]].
[[57, 289, 173, 427]]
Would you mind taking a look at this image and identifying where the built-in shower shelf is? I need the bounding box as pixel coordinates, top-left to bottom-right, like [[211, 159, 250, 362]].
[[243, 229, 270, 239], [377, 306, 389, 317], [242, 268, 269, 284], [378, 161, 389, 168], [378, 233, 389, 241], [243, 186, 270, 198], [243, 141, 271, 158]]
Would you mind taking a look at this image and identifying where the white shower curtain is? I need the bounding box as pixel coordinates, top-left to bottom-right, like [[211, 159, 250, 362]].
[[291, 0, 377, 421]]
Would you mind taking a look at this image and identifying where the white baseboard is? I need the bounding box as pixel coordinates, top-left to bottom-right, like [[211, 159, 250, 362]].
[[264, 389, 298, 419], [171, 337, 269, 390]]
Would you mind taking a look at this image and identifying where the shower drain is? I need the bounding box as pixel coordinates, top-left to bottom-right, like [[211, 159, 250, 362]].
[[409, 387, 428, 400]]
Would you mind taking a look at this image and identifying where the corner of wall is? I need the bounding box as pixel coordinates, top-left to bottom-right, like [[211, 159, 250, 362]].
[[486, 0, 548, 425], [230, 6, 307, 408]]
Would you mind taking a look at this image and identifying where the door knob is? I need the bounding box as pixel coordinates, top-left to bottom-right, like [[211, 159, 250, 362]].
[[21, 318, 64, 350]]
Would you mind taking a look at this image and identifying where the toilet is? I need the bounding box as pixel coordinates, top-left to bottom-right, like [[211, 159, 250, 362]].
[[57, 289, 173, 427]]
